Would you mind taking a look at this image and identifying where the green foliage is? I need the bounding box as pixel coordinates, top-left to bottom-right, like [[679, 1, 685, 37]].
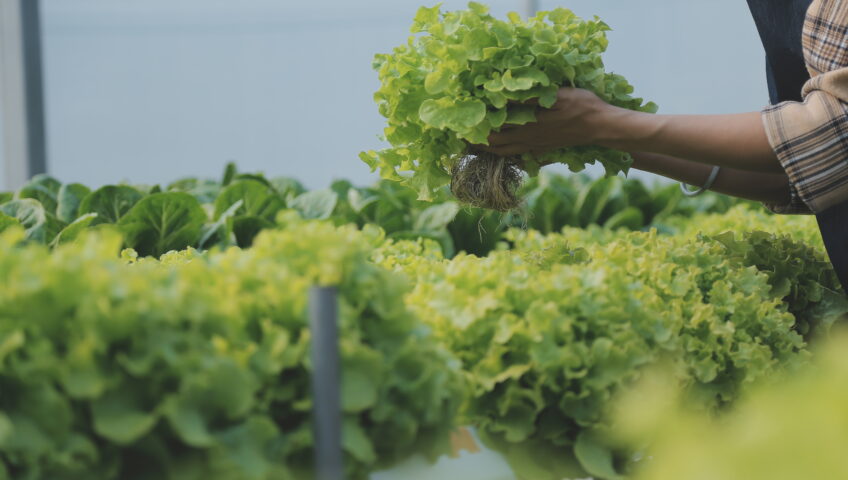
[[362, 3, 656, 200], [56, 183, 91, 224], [118, 192, 207, 257], [508, 210, 842, 335], [332, 179, 465, 256], [448, 206, 507, 256], [332, 172, 745, 258], [270, 177, 306, 200], [0, 164, 751, 260], [213, 180, 285, 221], [671, 203, 823, 247], [50, 213, 99, 247], [706, 230, 848, 338], [0, 165, 840, 479], [0, 199, 47, 243], [519, 172, 745, 235], [0, 220, 464, 479], [0, 212, 19, 234], [167, 177, 222, 204], [78, 185, 144, 225], [288, 189, 338, 220], [17, 174, 62, 214], [212, 179, 287, 247], [614, 335, 848, 480], [379, 227, 812, 479]]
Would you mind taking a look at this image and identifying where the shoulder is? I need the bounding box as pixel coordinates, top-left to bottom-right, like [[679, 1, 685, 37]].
[[803, 0, 848, 76]]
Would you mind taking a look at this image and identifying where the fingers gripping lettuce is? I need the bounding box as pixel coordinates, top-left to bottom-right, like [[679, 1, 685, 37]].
[[361, 2, 656, 210]]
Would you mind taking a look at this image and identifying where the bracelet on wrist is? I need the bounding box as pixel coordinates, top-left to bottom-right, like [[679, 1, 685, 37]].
[[680, 166, 720, 197]]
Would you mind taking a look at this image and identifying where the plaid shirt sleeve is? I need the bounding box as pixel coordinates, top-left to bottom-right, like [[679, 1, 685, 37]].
[[761, 0, 848, 215]]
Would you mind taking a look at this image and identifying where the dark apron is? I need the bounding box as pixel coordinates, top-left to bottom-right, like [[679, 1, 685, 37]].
[[747, 0, 848, 292]]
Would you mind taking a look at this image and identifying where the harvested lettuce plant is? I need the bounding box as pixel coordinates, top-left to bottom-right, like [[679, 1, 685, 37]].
[[361, 2, 657, 210]]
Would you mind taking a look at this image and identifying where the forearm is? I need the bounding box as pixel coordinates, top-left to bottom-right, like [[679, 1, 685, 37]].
[[486, 88, 785, 177], [631, 152, 792, 204], [596, 109, 783, 174]]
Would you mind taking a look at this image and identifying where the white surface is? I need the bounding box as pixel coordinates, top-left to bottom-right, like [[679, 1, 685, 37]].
[[539, 0, 766, 183], [0, 97, 5, 190], [371, 429, 518, 480], [7, 0, 766, 189], [371, 449, 518, 480]]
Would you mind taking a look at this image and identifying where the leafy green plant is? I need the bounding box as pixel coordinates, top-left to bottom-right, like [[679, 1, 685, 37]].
[[0, 199, 48, 242], [51, 213, 99, 247], [670, 203, 823, 248], [706, 230, 848, 338], [212, 179, 287, 247], [78, 185, 144, 225], [0, 219, 464, 480], [518, 172, 746, 235], [0, 212, 19, 234], [166, 177, 221, 204], [56, 183, 91, 224], [0, 165, 765, 259], [379, 227, 811, 480], [117, 192, 207, 257], [361, 2, 656, 201], [613, 335, 848, 480], [288, 189, 338, 220], [0, 170, 837, 480], [17, 174, 61, 214], [509, 211, 843, 336]]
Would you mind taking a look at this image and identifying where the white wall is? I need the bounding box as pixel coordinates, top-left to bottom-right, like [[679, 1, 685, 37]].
[[15, 0, 767, 189], [540, 1, 767, 114], [537, 0, 766, 181], [0, 97, 4, 189]]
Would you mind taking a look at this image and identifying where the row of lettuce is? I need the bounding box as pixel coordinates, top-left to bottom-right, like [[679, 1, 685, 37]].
[[1, 201, 846, 479], [0, 164, 743, 259]]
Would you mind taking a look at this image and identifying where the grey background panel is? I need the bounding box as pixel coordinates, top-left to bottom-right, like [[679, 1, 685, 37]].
[[4, 0, 766, 189], [537, 0, 766, 181], [0, 99, 5, 189], [1, 0, 48, 190]]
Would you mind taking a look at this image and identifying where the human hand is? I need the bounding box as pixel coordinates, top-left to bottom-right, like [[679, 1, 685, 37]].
[[482, 87, 617, 156], [482, 87, 782, 176]]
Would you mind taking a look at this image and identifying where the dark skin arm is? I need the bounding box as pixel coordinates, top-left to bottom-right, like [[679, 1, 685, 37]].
[[481, 87, 791, 203], [631, 152, 792, 204]]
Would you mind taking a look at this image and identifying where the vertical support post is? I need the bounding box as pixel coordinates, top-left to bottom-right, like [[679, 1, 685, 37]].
[[309, 286, 344, 480], [523, 0, 538, 18], [0, 0, 48, 190]]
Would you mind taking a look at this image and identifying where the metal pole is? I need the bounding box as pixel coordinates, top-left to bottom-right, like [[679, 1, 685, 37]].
[[309, 286, 344, 480], [0, 0, 48, 190], [524, 0, 539, 19]]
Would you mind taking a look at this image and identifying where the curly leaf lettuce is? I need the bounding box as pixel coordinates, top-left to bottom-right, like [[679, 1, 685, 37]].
[[362, 2, 657, 200], [379, 228, 811, 479]]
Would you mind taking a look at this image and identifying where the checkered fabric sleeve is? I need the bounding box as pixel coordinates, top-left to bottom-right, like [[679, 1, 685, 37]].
[[762, 0, 848, 214]]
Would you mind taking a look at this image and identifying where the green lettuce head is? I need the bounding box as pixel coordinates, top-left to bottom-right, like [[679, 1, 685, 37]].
[[361, 2, 656, 210]]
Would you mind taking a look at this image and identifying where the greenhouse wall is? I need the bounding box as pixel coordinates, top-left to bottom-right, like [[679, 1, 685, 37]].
[[5, 0, 766, 190], [0, 100, 4, 188]]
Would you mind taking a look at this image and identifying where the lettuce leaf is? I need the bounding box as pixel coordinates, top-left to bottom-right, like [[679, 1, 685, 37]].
[[364, 3, 657, 200]]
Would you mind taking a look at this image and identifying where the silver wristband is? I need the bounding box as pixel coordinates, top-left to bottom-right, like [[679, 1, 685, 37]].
[[680, 166, 720, 197]]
